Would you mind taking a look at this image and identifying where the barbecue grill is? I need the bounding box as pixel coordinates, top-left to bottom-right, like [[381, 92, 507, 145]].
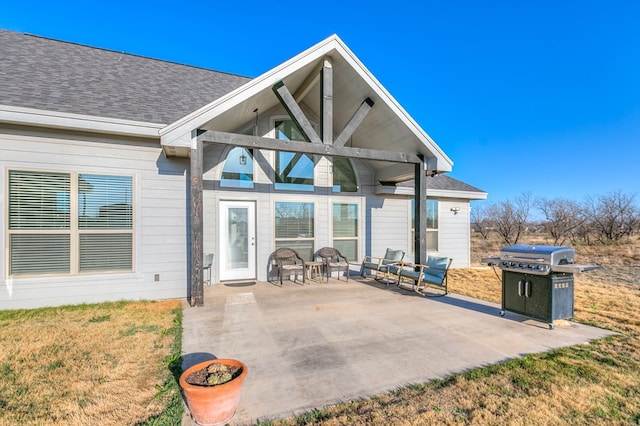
[[482, 245, 601, 329]]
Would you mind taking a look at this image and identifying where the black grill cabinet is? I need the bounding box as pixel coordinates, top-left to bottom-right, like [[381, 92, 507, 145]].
[[501, 271, 574, 329]]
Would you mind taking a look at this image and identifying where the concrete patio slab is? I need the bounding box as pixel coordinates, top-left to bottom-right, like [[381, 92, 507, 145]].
[[181, 277, 614, 425]]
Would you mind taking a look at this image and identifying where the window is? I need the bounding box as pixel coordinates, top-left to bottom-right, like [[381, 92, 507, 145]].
[[332, 158, 357, 192], [221, 147, 254, 188], [411, 199, 439, 252], [274, 202, 314, 260], [8, 170, 134, 276], [274, 119, 314, 191], [426, 199, 439, 251], [332, 203, 358, 262]]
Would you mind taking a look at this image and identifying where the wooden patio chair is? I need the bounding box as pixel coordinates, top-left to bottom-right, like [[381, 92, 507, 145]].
[[273, 248, 306, 286], [316, 247, 349, 281], [396, 255, 452, 296], [360, 248, 405, 285]]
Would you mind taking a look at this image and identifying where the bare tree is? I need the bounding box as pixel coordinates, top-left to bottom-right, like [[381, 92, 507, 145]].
[[537, 197, 585, 245], [487, 192, 533, 245], [470, 203, 492, 238], [583, 190, 639, 243]]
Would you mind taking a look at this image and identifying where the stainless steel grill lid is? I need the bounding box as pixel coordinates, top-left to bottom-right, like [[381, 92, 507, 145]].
[[482, 244, 600, 275]]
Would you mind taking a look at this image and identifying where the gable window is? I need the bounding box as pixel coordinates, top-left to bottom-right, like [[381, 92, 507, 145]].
[[332, 203, 358, 262], [411, 199, 439, 252], [332, 157, 357, 192], [274, 202, 314, 260], [8, 170, 134, 276], [274, 119, 314, 191], [221, 147, 254, 188]]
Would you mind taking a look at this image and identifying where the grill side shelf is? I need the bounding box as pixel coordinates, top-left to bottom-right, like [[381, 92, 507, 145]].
[[551, 264, 602, 274]]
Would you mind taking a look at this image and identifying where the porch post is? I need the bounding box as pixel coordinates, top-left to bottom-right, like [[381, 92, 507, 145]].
[[414, 155, 427, 265], [190, 130, 204, 306]]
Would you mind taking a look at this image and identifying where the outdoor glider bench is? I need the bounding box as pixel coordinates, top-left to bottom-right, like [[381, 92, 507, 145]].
[[360, 248, 405, 284], [396, 255, 452, 296]]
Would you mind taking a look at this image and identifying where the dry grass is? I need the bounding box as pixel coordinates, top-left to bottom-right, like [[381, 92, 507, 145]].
[[3, 235, 639, 425], [0, 300, 181, 425], [262, 235, 640, 425]]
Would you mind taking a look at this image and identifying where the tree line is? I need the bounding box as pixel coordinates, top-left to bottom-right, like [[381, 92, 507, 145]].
[[471, 190, 640, 246]]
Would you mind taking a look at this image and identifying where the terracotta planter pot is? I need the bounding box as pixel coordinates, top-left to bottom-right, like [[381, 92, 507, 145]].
[[179, 358, 248, 426]]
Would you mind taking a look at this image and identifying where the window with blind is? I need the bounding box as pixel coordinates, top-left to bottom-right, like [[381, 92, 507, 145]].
[[8, 170, 134, 276], [332, 203, 358, 262], [274, 202, 314, 260]]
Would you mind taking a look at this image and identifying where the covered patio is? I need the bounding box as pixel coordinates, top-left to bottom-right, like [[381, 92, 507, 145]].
[[180, 277, 613, 425], [160, 35, 454, 306]]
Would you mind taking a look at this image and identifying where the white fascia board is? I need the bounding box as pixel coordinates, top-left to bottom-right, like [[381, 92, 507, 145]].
[[375, 184, 487, 200], [330, 38, 453, 172], [427, 188, 488, 200], [0, 104, 164, 138], [160, 35, 343, 145]]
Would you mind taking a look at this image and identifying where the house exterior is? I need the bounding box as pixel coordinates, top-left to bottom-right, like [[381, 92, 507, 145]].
[[0, 30, 486, 310]]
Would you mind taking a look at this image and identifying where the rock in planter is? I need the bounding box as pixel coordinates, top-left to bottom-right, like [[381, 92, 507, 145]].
[[179, 358, 248, 426]]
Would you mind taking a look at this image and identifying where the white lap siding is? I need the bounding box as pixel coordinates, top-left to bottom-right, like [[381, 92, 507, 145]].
[[437, 199, 471, 268], [0, 125, 188, 310]]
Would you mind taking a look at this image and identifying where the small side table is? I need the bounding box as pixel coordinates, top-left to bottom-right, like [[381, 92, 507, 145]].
[[305, 261, 324, 282]]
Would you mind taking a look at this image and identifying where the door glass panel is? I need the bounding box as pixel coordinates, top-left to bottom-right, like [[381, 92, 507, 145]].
[[226, 207, 248, 269]]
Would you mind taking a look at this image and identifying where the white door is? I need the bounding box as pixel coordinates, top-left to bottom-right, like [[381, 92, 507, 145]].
[[219, 201, 256, 281]]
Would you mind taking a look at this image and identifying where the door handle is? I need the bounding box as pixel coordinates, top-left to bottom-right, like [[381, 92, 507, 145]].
[[525, 281, 531, 298], [518, 280, 523, 297]]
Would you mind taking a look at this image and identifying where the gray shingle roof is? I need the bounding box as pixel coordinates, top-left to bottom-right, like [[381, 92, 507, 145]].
[[398, 174, 486, 194], [0, 30, 251, 124]]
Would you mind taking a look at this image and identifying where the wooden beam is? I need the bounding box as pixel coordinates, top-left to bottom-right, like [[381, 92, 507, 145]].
[[334, 98, 374, 147], [272, 81, 322, 144], [198, 130, 422, 164], [190, 131, 204, 307], [321, 58, 333, 145], [415, 155, 427, 265]]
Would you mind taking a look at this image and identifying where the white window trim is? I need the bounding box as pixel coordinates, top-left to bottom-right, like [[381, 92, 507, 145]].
[[6, 168, 136, 278], [330, 199, 361, 263], [273, 199, 316, 259], [409, 198, 440, 255]]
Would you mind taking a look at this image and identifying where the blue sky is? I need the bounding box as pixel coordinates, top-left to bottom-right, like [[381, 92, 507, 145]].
[[2, 1, 639, 205]]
